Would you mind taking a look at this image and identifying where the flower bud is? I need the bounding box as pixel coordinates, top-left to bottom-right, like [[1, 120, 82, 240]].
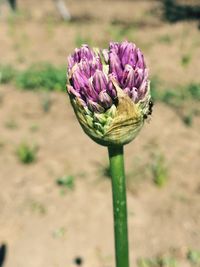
[[121, 64, 135, 89], [67, 42, 152, 146], [99, 90, 113, 109], [109, 51, 123, 81], [92, 70, 107, 93]]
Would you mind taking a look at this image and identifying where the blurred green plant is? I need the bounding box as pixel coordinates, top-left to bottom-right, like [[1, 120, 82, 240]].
[[16, 63, 66, 91], [16, 143, 38, 164], [151, 153, 168, 187], [109, 24, 133, 42], [187, 249, 200, 265], [137, 256, 177, 267], [56, 175, 74, 190], [151, 76, 200, 104], [30, 200, 46, 215], [0, 65, 16, 84], [29, 123, 39, 132], [150, 76, 163, 101], [151, 79, 200, 124], [101, 150, 169, 191], [137, 258, 157, 267], [181, 54, 191, 67], [151, 76, 184, 107], [187, 83, 200, 101], [162, 0, 200, 24], [182, 112, 194, 127], [158, 34, 173, 44], [5, 119, 18, 129], [161, 90, 184, 108]]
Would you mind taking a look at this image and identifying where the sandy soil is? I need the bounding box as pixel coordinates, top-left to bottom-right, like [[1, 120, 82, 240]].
[[0, 1, 200, 267]]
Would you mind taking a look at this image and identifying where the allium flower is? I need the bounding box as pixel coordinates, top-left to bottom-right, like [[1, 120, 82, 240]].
[[67, 41, 152, 146]]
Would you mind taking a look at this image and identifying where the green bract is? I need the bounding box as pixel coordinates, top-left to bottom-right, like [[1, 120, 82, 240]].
[[69, 80, 151, 146]]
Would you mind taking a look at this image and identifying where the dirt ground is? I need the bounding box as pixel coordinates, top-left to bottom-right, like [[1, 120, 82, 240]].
[[0, 1, 200, 267]]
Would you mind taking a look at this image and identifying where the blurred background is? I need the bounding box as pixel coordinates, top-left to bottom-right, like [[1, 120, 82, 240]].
[[0, 0, 200, 266]]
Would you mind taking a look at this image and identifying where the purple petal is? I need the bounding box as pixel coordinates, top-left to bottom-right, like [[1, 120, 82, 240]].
[[107, 74, 117, 99], [136, 48, 146, 69], [80, 80, 99, 102], [67, 55, 75, 70], [70, 45, 95, 67], [92, 70, 107, 94], [121, 64, 134, 89], [90, 56, 103, 75], [109, 51, 123, 81], [119, 42, 137, 68], [79, 59, 91, 78], [98, 90, 113, 109], [67, 85, 80, 97], [71, 68, 88, 91], [109, 42, 120, 54], [80, 44, 94, 61], [138, 80, 148, 99], [134, 68, 144, 88]]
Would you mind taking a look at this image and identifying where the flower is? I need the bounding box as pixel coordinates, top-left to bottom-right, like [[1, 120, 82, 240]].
[[67, 41, 152, 146]]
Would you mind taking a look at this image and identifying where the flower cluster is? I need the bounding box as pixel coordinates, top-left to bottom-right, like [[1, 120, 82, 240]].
[[108, 42, 148, 103], [67, 41, 151, 146]]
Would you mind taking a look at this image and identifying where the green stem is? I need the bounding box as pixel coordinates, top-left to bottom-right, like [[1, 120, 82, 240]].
[[108, 146, 129, 267]]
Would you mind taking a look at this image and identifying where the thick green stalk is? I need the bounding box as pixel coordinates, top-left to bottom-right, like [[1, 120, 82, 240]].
[[108, 146, 129, 267]]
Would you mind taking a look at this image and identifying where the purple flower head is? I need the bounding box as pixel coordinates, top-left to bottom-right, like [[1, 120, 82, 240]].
[[67, 42, 149, 114], [67, 42, 151, 146]]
